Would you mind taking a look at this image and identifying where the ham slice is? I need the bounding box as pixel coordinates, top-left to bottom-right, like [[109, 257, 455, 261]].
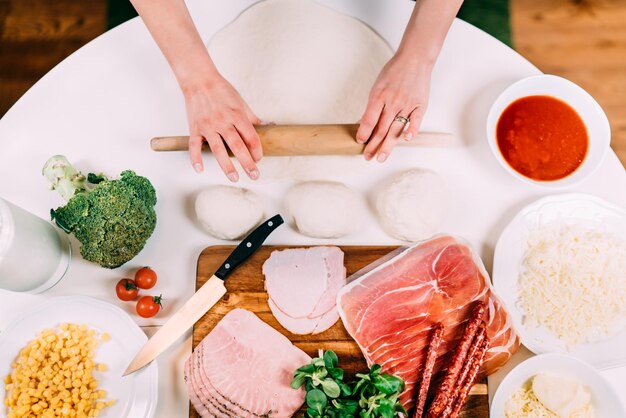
[[263, 246, 346, 334], [337, 235, 519, 408], [186, 309, 310, 417], [268, 298, 340, 335]]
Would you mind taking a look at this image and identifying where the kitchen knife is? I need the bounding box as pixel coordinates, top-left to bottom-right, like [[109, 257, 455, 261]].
[[123, 214, 284, 376], [150, 124, 456, 155]]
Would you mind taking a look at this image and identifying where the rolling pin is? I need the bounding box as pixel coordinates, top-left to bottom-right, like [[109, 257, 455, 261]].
[[150, 124, 455, 156]]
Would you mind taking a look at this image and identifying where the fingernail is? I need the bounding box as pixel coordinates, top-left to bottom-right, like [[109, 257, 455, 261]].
[[227, 172, 239, 182], [404, 132, 413, 142], [364, 153, 372, 161], [377, 153, 387, 163], [193, 163, 203, 173], [248, 169, 260, 180]]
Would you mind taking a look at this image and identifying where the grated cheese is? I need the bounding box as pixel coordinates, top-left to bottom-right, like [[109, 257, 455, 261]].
[[517, 223, 626, 346], [505, 379, 595, 418]]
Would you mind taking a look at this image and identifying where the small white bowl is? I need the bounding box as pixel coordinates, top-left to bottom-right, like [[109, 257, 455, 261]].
[[491, 354, 625, 418], [486, 75, 610, 189]]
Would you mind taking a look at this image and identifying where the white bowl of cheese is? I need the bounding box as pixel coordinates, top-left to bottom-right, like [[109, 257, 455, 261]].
[[491, 353, 625, 418], [492, 193, 626, 369]]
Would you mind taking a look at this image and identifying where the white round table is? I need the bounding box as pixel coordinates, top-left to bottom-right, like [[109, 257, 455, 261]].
[[0, 0, 624, 416]]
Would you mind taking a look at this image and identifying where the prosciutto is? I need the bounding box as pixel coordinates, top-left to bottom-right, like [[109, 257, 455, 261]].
[[185, 309, 310, 417], [263, 246, 346, 334], [337, 235, 519, 408]]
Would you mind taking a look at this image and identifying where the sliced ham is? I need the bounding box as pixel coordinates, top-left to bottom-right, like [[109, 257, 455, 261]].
[[268, 297, 340, 335], [337, 235, 519, 408], [185, 356, 222, 418], [186, 309, 310, 418], [263, 246, 346, 334], [263, 247, 330, 318]]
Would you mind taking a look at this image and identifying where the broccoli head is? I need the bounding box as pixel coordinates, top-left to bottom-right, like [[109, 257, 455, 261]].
[[43, 155, 157, 269]]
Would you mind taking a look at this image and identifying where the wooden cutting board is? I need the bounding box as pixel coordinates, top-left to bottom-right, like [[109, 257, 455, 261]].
[[191, 246, 489, 418]]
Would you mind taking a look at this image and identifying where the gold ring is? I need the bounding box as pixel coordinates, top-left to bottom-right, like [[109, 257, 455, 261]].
[[394, 115, 409, 125]]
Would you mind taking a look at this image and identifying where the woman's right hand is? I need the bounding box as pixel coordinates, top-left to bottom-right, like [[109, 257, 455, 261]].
[[184, 76, 263, 182]]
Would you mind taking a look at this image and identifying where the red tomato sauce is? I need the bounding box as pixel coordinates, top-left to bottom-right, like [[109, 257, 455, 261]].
[[496, 95, 588, 181]]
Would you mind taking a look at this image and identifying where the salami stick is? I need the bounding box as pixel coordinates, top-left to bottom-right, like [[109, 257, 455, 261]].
[[447, 322, 487, 411], [426, 301, 486, 418], [412, 323, 444, 418], [438, 323, 487, 418], [449, 338, 489, 418]]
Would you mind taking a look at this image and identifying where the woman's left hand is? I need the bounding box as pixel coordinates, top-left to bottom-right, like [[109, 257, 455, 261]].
[[356, 54, 433, 162]]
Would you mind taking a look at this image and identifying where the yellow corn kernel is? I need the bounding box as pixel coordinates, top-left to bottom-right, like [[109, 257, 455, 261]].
[[4, 325, 114, 417]]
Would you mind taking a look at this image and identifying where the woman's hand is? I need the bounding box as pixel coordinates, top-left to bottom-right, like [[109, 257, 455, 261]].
[[184, 76, 262, 182], [356, 54, 432, 163]]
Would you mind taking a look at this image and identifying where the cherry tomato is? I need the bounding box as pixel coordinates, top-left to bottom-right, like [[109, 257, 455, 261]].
[[135, 267, 157, 289], [136, 295, 162, 318], [116, 278, 138, 301]]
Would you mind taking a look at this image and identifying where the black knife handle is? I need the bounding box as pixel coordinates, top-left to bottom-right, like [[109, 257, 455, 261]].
[[214, 214, 284, 280]]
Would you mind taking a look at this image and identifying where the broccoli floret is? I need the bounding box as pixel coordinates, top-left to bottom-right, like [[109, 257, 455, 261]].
[[43, 155, 157, 269]]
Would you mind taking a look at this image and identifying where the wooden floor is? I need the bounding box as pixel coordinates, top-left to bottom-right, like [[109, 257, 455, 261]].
[[1, 0, 625, 166]]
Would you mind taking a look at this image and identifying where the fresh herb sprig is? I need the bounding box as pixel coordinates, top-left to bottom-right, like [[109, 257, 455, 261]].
[[291, 350, 407, 418]]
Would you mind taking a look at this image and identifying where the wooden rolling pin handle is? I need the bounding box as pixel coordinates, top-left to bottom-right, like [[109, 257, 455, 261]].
[[150, 124, 454, 155]]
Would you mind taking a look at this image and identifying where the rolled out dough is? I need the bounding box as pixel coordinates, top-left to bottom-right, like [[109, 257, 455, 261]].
[[208, 0, 393, 124]]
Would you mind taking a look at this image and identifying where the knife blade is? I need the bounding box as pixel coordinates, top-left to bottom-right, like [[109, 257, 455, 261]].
[[123, 214, 284, 376]]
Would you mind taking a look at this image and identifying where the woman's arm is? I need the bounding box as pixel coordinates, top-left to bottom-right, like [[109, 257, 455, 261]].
[[357, 0, 464, 162], [131, 0, 262, 181]]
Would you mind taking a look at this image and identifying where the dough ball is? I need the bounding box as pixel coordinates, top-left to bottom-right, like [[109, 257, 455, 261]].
[[286, 181, 364, 239], [195, 186, 264, 240], [376, 170, 449, 242]]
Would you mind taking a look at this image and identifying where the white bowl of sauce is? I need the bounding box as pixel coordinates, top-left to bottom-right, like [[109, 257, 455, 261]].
[[487, 75, 611, 188]]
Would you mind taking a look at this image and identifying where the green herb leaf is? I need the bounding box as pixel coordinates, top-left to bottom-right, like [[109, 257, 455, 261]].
[[328, 366, 344, 381], [321, 378, 341, 398], [376, 399, 395, 418], [291, 373, 307, 389], [372, 374, 403, 395], [306, 406, 322, 418], [394, 402, 408, 415], [369, 364, 382, 376], [323, 350, 339, 369], [313, 357, 326, 367], [306, 389, 328, 412], [297, 364, 317, 374], [339, 381, 352, 397]]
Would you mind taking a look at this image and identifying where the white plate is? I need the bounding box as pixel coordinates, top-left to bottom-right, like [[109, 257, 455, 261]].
[[486, 75, 611, 189], [490, 353, 626, 418], [0, 296, 158, 418], [492, 193, 626, 369]]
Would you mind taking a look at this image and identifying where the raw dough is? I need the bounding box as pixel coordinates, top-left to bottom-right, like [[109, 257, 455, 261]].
[[376, 169, 449, 242], [285, 181, 364, 238], [208, 0, 392, 124], [194, 186, 264, 240]]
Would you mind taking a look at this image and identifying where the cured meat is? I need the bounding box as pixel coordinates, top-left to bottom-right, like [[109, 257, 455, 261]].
[[268, 298, 340, 334], [186, 309, 310, 417], [337, 235, 519, 408], [428, 303, 486, 417], [263, 246, 346, 334], [413, 323, 443, 418]]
